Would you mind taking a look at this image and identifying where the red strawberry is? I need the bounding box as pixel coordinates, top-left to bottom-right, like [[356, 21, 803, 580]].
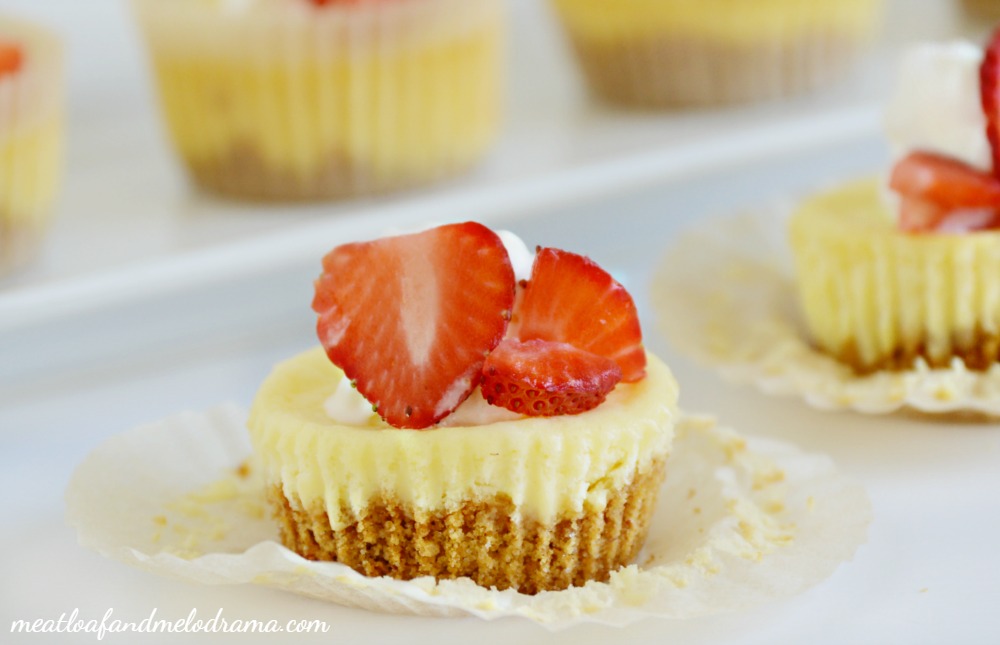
[[897, 196, 950, 233], [981, 27, 1000, 175], [481, 339, 622, 416], [312, 223, 515, 429], [513, 248, 646, 382], [898, 196, 1000, 233], [0, 41, 22, 77], [889, 151, 1000, 209]]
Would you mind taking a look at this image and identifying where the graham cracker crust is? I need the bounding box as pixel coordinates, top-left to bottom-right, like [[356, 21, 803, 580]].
[[564, 32, 862, 107], [270, 457, 666, 594], [827, 328, 1000, 375], [186, 142, 473, 202]]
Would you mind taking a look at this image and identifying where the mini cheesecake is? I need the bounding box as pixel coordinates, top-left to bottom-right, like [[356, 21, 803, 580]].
[[549, 0, 882, 106], [133, 0, 502, 201], [0, 16, 62, 275], [248, 347, 677, 594], [790, 178, 1000, 373]]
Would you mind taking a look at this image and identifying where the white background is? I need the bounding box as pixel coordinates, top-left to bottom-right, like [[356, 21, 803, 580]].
[[1, 0, 999, 643]]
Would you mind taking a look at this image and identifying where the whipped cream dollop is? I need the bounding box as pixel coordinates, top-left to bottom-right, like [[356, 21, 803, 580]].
[[497, 230, 533, 283], [884, 42, 991, 171], [323, 229, 534, 427], [323, 376, 377, 425]]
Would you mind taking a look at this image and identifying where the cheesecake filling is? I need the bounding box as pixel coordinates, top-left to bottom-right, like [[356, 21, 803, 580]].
[[248, 348, 677, 530], [790, 180, 1000, 371]]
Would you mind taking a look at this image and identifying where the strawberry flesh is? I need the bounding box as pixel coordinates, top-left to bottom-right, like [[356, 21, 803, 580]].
[[481, 339, 622, 417], [897, 196, 950, 233], [890, 151, 1000, 209], [981, 26, 1000, 175], [513, 248, 646, 382], [313, 223, 515, 429], [0, 41, 22, 77], [890, 151, 1000, 232]]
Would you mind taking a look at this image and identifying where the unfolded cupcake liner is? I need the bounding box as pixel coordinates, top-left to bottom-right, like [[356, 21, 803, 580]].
[[132, 0, 503, 201], [653, 202, 1000, 415], [549, 0, 884, 107], [0, 15, 63, 275], [66, 404, 870, 629]]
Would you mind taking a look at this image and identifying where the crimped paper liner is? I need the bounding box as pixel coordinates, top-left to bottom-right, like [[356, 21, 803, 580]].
[[0, 15, 63, 275], [653, 203, 1000, 415], [549, 0, 883, 107], [66, 404, 870, 629], [131, 0, 502, 201]]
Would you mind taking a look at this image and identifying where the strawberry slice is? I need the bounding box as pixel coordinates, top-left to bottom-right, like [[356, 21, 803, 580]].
[[312, 223, 515, 429], [513, 248, 646, 382], [981, 26, 1000, 175], [889, 151, 1000, 209], [0, 41, 22, 77], [897, 196, 950, 233], [898, 196, 1000, 233], [481, 339, 622, 416]]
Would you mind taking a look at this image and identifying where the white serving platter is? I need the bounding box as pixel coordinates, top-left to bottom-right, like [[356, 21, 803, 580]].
[[0, 0, 908, 329]]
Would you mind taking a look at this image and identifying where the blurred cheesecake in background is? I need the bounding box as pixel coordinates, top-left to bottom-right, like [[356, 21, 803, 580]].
[[961, 0, 1000, 19], [549, 0, 885, 107], [790, 38, 1000, 374], [0, 15, 62, 277], [959, 0, 1000, 30], [132, 0, 504, 202]]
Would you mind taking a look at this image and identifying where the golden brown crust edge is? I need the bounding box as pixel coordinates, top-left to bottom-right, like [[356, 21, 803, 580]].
[[564, 32, 863, 107], [185, 143, 480, 202], [269, 457, 666, 595], [825, 328, 1000, 375]]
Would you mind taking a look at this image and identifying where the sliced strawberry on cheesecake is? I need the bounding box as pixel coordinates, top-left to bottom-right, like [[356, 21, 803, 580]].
[[481, 339, 622, 416], [980, 26, 1000, 175], [514, 247, 646, 382], [890, 151, 1000, 232], [886, 28, 1000, 233], [0, 40, 22, 77], [483, 246, 645, 417], [313, 223, 516, 429], [890, 151, 1000, 209]]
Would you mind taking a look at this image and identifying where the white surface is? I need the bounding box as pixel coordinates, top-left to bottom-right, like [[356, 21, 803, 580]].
[[0, 0, 937, 320], [2, 0, 1000, 643], [3, 140, 1000, 644]]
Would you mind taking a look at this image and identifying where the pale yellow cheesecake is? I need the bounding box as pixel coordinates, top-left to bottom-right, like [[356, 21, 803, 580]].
[[790, 178, 1000, 373], [248, 347, 678, 594], [0, 16, 62, 275], [550, 0, 883, 106], [133, 0, 502, 201]]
